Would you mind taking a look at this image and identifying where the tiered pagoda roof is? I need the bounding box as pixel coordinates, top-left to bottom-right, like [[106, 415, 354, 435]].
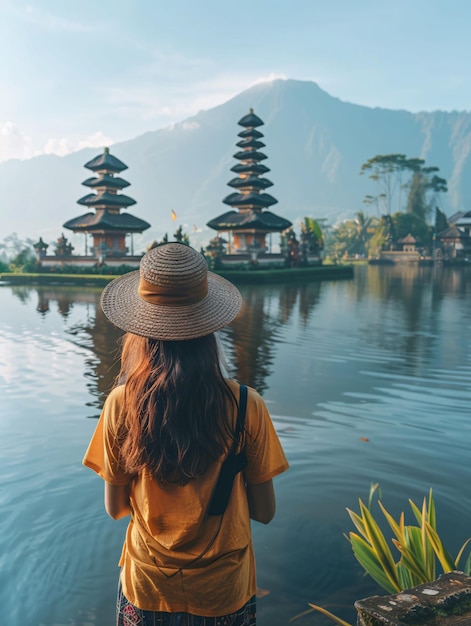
[[207, 109, 291, 233], [455, 211, 471, 227], [438, 225, 470, 240], [63, 147, 150, 234], [83, 150, 128, 173]]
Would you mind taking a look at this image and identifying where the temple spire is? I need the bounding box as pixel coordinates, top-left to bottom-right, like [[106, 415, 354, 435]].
[[63, 148, 150, 259], [207, 109, 291, 254]]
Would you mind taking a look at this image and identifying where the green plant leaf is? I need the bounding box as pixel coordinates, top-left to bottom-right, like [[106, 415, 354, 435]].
[[424, 522, 455, 572], [367, 482, 381, 510], [427, 489, 436, 530], [346, 507, 367, 539], [462, 546, 471, 576], [289, 607, 315, 622], [409, 498, 423, 526], [396, 562, 415, 590], [393, 537, 429, 584], [406, 494, 435, 579], [308, 604, 353, 626], [358, 500, 401, 590], [421, 497, 428, 567], [378, 501, 403, 541], [350, 533, 400, 594], [404, 526, 429, 574], [454, 537, 471, 569]]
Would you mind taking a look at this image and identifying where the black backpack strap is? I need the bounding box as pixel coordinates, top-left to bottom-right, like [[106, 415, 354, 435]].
[[208, 384, 248, 516], [235, 384, 248, 441]]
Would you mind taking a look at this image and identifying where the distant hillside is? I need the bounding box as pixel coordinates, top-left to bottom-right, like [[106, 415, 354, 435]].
[[2, 78, 471, 251]]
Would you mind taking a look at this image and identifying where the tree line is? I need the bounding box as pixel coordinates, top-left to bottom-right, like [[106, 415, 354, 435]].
[[326, 153, 449, 260]]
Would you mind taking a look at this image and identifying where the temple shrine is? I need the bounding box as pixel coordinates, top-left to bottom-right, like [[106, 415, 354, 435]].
[[63, 147, 150, 263], [207, 109, 292, 264]]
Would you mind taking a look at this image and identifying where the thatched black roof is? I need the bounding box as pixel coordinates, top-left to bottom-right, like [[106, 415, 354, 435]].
[[227, 176, 273, 191], [84, 149, 128, 173], [207, 210, 291, 232], [238, 109, 264, 128], [233, 150, 267, 162], [63, 212, 150, 233], [82, 174, 130, 190], [223, 192, 277, 208], [237, 128, 264, 139], [77, 191, 136, 208], [235, 138, 266, 150], [231, 162, 270, 175]]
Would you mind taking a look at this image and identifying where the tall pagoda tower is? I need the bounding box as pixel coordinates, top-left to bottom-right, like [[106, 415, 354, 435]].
[[207, 109, 291, 254], [63, 147, 150, 258]]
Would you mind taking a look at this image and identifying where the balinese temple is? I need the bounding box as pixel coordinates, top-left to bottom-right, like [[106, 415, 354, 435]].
[[63, 147, 150, 262], [207, 109, 291, 262], [436, 212, 471, 262]]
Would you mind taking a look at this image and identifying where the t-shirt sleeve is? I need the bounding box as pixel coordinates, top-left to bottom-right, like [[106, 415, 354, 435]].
[[243, 387, 289, 485], [82, 386, 134, 485]]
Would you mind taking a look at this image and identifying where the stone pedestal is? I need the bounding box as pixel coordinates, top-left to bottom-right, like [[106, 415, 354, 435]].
[[355, 571, 471, 625]]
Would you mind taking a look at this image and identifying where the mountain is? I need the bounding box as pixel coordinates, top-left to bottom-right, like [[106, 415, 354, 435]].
[[2, 79, 471, 252]]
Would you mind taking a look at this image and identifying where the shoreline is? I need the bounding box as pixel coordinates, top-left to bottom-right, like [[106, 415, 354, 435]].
[[0, 265, 354, 287]]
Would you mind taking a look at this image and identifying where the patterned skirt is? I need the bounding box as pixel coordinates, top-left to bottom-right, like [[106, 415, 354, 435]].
[[116, 580, 256, 626]]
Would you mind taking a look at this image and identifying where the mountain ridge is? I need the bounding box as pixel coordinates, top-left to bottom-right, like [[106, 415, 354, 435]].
[[2, 78, 471, 252]]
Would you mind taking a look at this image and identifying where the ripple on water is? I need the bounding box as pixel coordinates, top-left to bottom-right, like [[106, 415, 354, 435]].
[[2, 278, 471, 625]]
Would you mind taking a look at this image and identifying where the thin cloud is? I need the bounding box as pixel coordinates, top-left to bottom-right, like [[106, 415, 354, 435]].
[[43, 131, 114, 157], [180, 121, 200, 131], [18, 4, 99, 32], [249, 73, 288, 85], [0, 121, 33, 162], [103, 72, 289, 129]]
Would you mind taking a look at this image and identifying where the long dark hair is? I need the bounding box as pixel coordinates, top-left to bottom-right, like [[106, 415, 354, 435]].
[[117, 332, 237, 484]]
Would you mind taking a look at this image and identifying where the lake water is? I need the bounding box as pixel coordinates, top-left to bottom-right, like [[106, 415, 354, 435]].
[[1, 264, 471, 626]]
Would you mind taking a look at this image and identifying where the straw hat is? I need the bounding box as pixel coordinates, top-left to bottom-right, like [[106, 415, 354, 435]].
[[100, 242, 242, 340]]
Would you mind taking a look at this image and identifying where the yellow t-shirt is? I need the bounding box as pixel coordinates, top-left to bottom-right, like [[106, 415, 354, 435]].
[[82, 380, 289, 616]]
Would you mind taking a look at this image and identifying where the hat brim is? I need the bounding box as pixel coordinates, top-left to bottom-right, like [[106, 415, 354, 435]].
[[100, 269, 243, 341]]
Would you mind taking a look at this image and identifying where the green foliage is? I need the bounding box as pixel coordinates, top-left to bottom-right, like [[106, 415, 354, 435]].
[[303, 217, 323, 243], [299, 485, 471, 626], [392, 211, 433, 246], [435, 207, 449, 234], [9, 246, 36, 273], [300, 217, 324, 263], [360, 154, 409, 215], [1, 264, 137, 276], [368, 215, 395, 255], [360, 154, 447, 218], [173, 225, 190, 245], [329, 211, 376, 259], [406, 171, 428, 220], [346, 485, 471, 594]]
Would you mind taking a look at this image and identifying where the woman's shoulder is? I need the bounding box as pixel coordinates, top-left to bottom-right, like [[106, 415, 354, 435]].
[[105, 384, 125, 404], [225, 379, 265, 409], [102, 385, 126, 423]]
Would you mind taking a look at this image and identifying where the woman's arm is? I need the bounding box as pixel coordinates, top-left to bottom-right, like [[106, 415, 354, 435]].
[[104, 482, 131, 520], [246, 479, 276, 524]]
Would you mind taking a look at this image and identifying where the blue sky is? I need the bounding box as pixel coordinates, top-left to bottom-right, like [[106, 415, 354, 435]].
[[1, 0, 470, 162]]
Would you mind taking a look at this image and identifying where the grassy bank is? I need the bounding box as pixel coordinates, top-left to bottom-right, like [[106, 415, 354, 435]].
[[0, 273, 116, 287], [215, 264, 354, 284], [0, 264, 353, 287]]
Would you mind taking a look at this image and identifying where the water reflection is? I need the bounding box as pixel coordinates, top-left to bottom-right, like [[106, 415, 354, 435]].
[[3, 266, 471, 626], [220, 282, 322, 392], [341, 265, 471, 373], [13, 287, 123, 415], [10, 267, 471, 413], [18, 282, 324, 401], [71, 305, 123, 415]]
